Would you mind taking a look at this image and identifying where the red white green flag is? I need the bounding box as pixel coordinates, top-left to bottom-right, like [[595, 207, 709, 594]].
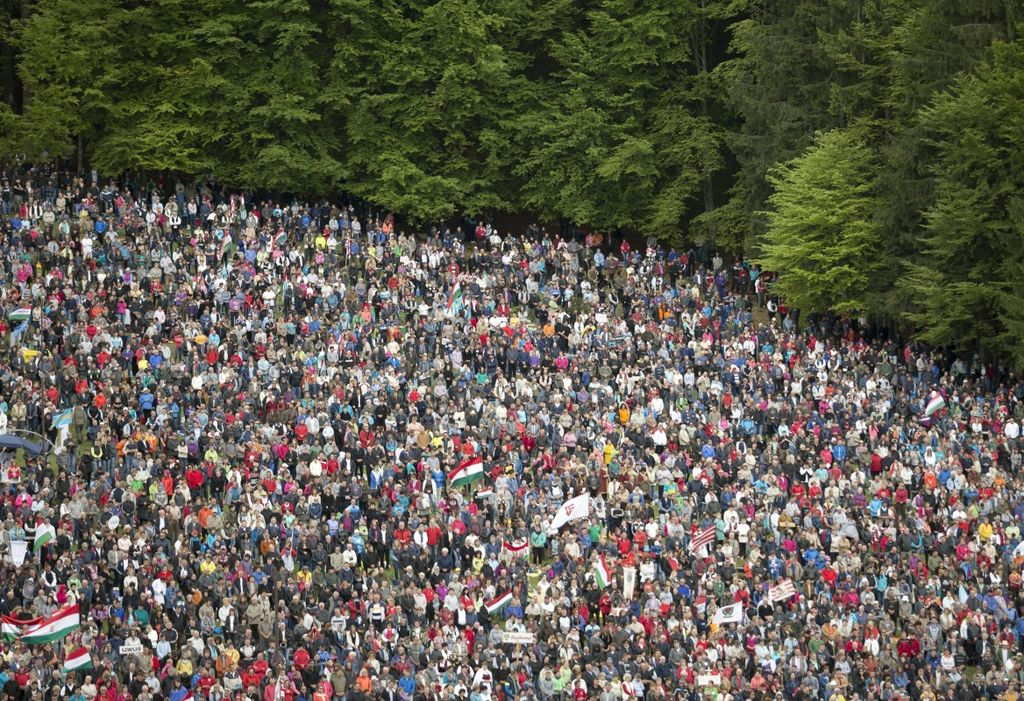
[[448, 456, 484, 488], [63, 646, 93, 672], [484, 590, 513, 614], [593, 555, 612, 590], [21, 604, 79, 644]]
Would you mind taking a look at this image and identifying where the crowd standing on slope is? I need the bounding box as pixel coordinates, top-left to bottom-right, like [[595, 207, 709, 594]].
[[0, 167, 1023, 701]]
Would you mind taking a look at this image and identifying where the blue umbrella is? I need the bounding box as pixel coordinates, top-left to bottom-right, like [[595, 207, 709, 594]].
[[0, 435, 43, 456]]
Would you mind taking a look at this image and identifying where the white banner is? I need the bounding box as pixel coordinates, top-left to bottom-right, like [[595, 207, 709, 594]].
[[549, 493, 589, 532], [500, 631, 536, 645], [622, 565, 636, 601], [10, 540, 27, 568], [712, 603, 743, 625], [119, 644, 145, 655], [769, 579, 796, 602]]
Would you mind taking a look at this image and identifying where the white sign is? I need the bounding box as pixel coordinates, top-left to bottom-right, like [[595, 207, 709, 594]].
[[622, 565, 636, 600], [119, 644, 145, 656], [500, 631, 536, 645]]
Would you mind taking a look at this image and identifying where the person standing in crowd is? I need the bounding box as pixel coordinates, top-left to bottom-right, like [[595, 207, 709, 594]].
[[0, 165, 1021, 701]]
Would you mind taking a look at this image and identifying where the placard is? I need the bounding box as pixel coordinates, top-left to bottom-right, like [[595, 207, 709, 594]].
[[500, 631, 535, 645]]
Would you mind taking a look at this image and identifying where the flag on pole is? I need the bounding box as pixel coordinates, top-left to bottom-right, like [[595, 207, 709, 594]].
[[1, 614, 42, 640], [549, 493, 589, 531], [712, 603, 743, 625], [925, 391, 946, 417], [593, 555, 612, 590], [476, 487, 494, 499], [8, 308, 31, 322], [9, 540, 27, 568], [503, 540, 529, 558], [33, 524, 54, 553], [484, 590, 513, 614], [769, 579, 797, 603], [21, 604, 80, 644], [51, 408, 73, 430], [446, 277, 463, 315], [622, 565, 636, 600], [10, 320, 28, 341], [448, 456, 485, 488], [688, 525, 716, 554], [63, 647, 93, 672]]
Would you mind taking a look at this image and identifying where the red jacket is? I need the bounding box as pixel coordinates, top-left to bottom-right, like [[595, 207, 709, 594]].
[[896, 637, 920, 658]]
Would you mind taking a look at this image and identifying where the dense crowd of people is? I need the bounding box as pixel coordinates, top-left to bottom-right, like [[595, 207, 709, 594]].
[[0, 166, 1023, 701]]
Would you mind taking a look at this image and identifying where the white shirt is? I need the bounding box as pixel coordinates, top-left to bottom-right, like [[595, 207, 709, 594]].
[[737, 522, 751, 543]]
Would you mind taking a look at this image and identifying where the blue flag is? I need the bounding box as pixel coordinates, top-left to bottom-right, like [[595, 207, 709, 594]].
[[51, 408, 73, 430]]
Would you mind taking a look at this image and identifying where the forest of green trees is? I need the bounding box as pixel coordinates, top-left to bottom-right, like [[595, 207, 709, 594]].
[[1, 0, 1024, 366]]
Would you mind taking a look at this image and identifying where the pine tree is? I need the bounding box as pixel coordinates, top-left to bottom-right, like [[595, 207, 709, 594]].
[[515, 0, 727, 238], [717, 0, 855, 249], [331, 0, 533, 220], [901, 36, 1024, 367], [756, 128, 882, 315]]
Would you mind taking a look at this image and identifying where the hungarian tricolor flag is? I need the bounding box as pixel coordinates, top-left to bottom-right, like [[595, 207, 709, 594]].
[[21, 604, 80, 644], [448, 456, 484, 488], [593, 555, 612, 590], [446, 277, 463, 315], [8, 308, 31, 322], [484, 590, 513, 614], [925, 391, 946, 417], [33, 524, 54, 553], [1, 614, 41, 640], [63, 647, 93, 672]]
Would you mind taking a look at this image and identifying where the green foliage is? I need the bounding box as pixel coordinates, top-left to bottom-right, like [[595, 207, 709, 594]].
[[515, 0, 727, 238], [756, 128, 882, 315], [901, 36, 1024, 367], [717, 0, 855, 248], [3, 0, 1024, 367], [331, 0, 535, 220], [12, 0, 129, 159]]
